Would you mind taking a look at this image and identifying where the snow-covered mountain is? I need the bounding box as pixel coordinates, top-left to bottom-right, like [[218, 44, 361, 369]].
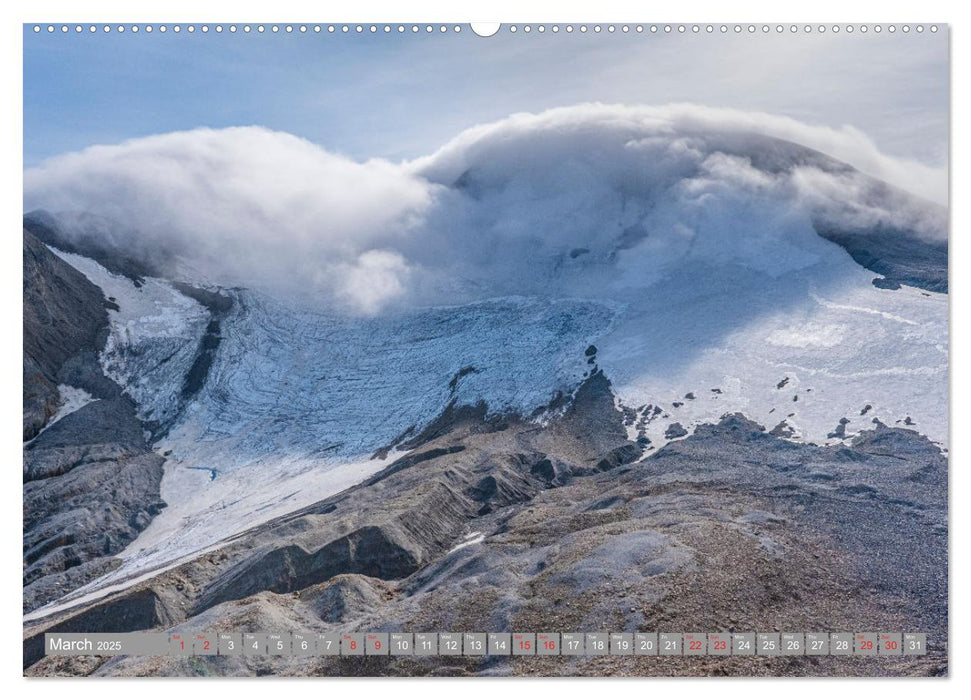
[[23, 105, 948, 618]]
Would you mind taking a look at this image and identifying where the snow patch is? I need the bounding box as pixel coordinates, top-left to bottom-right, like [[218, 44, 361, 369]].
[[447, 532, 485, 555], [49, 248, 209, 427], [52, 384, 96, 421], [26, 384, 97, 445]]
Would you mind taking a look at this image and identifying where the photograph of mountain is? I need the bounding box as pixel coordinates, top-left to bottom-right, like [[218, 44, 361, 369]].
[[22, 23, 948, 677]]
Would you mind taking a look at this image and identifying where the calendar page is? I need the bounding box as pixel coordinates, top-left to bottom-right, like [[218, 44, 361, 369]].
[[22, 20, 948, 678]]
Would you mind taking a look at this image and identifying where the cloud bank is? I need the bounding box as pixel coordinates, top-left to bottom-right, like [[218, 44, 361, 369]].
[[24, 127, 432, 313], [24, 104, 947, 313], [413, 103, 948, 205]]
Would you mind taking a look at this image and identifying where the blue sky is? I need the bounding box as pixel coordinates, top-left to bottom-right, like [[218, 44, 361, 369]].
[[24, 25, 949, 168]]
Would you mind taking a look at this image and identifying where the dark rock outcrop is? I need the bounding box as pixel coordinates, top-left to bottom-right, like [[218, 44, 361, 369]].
[[169, 283, 233, 408], [23, 230, 110, 440], [872, 277, 902, 290], [815, 221, 948, 293], [664, 422, 688, 440], [769, 420, 797, 438], [22, 231, 166, 612], [827, 417, 851, 440], [595, 443, 643, 472]]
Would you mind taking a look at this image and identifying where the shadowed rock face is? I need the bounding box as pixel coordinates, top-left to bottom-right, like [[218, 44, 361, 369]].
[[197, 525, 424, 610], [23, 230, 110, 440], [22, 231, 166, 613], [23, 447, 166, 606], [169, 282, 234, 410], [815, 223, 948, 293], [23, 395, 147, 482]]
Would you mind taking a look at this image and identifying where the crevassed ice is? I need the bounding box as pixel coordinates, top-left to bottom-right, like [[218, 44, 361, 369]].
[[48, 248, 210, 427]]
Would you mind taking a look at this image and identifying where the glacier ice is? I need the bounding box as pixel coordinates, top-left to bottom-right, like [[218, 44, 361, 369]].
[[26, 108, 949, 615]]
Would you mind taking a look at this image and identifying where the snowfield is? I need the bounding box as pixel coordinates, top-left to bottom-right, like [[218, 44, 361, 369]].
[[601, 268, 947, 451]]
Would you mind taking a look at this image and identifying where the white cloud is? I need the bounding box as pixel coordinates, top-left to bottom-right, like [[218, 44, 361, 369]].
[[24, 105, 947, 313], [24, 126, 434, 311], [334, 250, 413, 315], [411, 103, 947, 205]]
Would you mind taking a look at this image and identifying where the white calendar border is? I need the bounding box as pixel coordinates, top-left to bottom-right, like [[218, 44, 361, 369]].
[[1, 0, 964, 697]]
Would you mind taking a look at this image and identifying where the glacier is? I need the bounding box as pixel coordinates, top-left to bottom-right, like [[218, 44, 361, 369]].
[[24, 106, 948, 617], [34, 237, 946, 619]]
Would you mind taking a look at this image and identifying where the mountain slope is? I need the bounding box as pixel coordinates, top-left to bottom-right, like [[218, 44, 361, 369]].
[[22, 110, 948, 677], [23, 229, 110, 440], [24, 404, 946, 676], [22, 231, 168, 613]]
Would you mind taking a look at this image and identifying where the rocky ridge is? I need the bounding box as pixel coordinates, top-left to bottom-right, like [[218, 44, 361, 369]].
[[23, 230, 167, 613], [24, 371, 947, 676]]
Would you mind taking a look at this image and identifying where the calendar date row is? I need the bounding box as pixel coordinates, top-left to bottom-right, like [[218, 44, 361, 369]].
[[45, 631, 927, 658]]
